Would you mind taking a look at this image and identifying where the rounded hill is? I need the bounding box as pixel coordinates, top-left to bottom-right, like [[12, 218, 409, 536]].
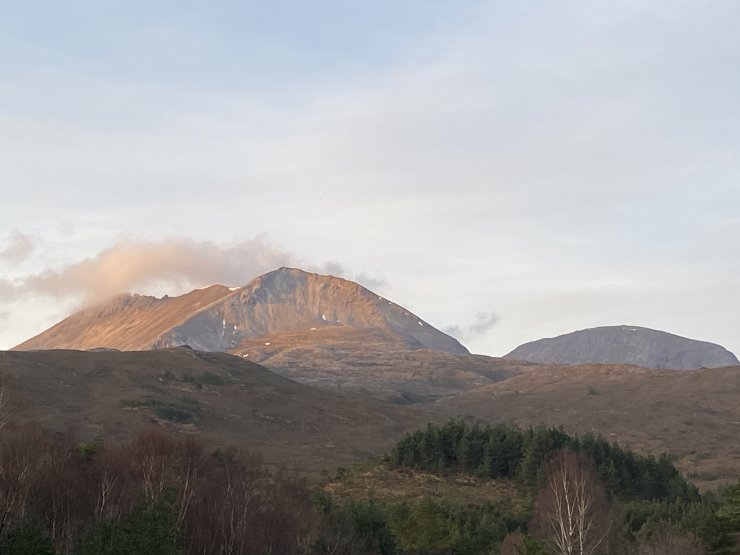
[[504, 325, 739, 370]]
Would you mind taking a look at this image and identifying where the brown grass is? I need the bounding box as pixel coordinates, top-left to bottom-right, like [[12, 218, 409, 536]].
[[0, 348, 426, 477], [2, 349, 739, 492], [324, 462, 527, 509], [431, 363, 740, 490]]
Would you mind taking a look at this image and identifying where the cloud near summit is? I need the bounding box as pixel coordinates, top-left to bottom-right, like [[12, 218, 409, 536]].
[[0, 237, 295, 305], [0, 236, 390, 309], [444, 312, 499, 343]]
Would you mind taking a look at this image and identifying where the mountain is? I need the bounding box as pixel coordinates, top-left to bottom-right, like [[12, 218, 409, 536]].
[[239, 332, 526, 402], [504, 325, 739, 370], [14, 267, 468, 356], [0, 348, 423, 474], [12, 268, 524, 403]]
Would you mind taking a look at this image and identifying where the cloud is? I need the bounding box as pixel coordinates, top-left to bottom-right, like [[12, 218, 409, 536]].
[[0, 230, 34, 263], [314, 262, 388, 292], [353, 272, 388, 292], [319, 261, 346, 278], [444, 311, 498, 342], [0, 237, 295, 304], [0, 280, 15, 299], [0, 236, 389, 309]]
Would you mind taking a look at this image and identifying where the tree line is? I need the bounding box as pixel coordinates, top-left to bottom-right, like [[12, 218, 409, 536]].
[[1, 413, 738, 553], [0, 423, 327, 554], [388, 420, 698, 502], [387, 420, 740, 554]]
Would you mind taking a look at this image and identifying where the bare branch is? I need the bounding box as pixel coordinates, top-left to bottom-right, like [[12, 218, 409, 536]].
[[531, 448, 612, 555]]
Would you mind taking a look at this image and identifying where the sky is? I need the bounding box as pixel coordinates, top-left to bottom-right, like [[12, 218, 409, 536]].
[[1, 0, 739, 356]]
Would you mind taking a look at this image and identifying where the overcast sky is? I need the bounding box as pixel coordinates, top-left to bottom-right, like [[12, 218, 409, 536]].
[[1, 0, 739, 356]]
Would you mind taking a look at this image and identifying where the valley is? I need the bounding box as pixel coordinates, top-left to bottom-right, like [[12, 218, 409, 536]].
[[4, 267, 740, 553]]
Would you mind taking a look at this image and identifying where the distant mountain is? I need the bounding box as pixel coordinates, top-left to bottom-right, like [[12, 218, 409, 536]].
[[504, 325, 739, 369], [14, 267, 468, 356]]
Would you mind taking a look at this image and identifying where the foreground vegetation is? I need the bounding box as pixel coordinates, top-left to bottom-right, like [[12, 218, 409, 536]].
[[386, 421, 740, 554], [0, 419, 738, 554]]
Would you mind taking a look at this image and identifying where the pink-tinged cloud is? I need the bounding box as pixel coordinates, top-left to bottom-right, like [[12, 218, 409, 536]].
[[1, 237, 295, 304]]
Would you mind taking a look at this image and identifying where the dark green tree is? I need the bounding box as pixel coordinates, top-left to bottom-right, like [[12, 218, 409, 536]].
[[0, 519, 53, 555], [77, 489, 183, 555]]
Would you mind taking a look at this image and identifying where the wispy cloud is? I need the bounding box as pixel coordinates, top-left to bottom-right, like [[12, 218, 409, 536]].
[[354, 272, 388, 292], [0, 237, 294, 305], [444, 311, 498, 343], [0, 236, 390, 312], [317, 262, 388, 292], [0, 230, 34, 263]]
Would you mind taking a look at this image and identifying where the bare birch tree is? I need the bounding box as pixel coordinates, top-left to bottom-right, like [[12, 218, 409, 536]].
[[0, 385, 11, 433], [531, 448, 611, 555], [0, 424, 45, 537]]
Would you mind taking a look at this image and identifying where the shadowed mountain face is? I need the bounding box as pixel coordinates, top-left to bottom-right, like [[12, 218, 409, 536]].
[[505, 325, 739, 370], [14, 267, 468, 356]]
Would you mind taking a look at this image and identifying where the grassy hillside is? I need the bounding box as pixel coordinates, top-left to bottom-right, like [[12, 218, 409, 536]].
[[0, 348, 424, 474], [432, 363, 740, 490]]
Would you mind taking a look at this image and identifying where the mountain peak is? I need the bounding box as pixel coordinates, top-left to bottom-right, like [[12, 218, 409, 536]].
[[505, 325, 738, 369], [14, 267, 468, 356]]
